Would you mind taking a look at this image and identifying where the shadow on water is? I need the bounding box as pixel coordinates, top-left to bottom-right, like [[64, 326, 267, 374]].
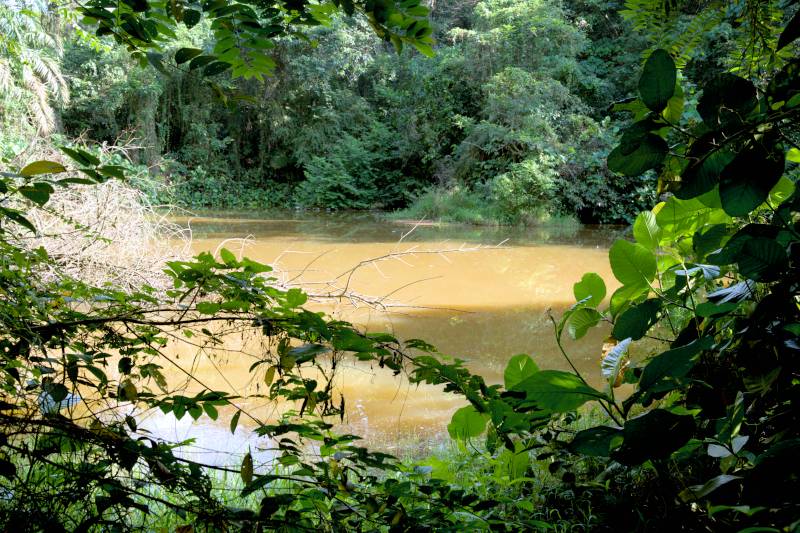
[[172, 209, 626, 247]]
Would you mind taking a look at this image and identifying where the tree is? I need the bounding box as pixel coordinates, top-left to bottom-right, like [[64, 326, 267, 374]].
[[0, 4, 68, 135]]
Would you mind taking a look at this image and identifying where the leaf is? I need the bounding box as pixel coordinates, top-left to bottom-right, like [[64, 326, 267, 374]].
[[697, 75, 757, 129], [778, 8, 800, 50], [638, 337, 712, 391], [569, 426, 622, 457], [196, 302, 221, 314], [189, 55, 217, 70], [97, 165, 126, 180], [241, 452, 254, 485], [677, 145, 734, 200], [693, 224, 730, 257], [607, 134, 668, 176], [503, 354, 538, 390], [633, 211, 662, 250], [662, 81, 684, 123], [573, 273, 606, 306], [513, 370, 605, 412], [264, 366, 276, 387], [412, 42, 434, 57], [601, 337, 631, 385], [183, 9, 201, 28], [60, 146, 100, 166], [737, 238, 788, 281], [609, 283, 649, 318], [639, 49, 677, 111], [566, 308, 602, 340], [767, 176, 795, 207], [719, 143, 784, 216], [146, 52, 168, 75], [612, 299, 661, 341], [609, 240, 657, 287], [679, 475, 742, 502], [707, 280, 756, 303], [447, 406, 488, 441], [707, 443, 732, 458], [18, 183, 54, 206], [695, 301, 738, 317], [219, 248, 237, 266], [175, 47, 203, 64], [203, 61, 230, 77], [612, 409, 696, 465], [20, 160, 66, 176], [203, 403, 218, 420], [230, 410, 241, 434], [285, 288, 308, 308], [119, 380, 138, 402]]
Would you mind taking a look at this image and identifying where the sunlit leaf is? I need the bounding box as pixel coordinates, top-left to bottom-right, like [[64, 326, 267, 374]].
[[513, 370, 605, 412], [573, 273, 606, 306], [447, 406, 488, 441], [20, 160, 66, 176], [609, 240, 656, 287], [503, 354, 538, 390]]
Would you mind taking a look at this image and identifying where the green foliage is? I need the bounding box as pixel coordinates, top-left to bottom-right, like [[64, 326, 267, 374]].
[[41, 0, 654, 222], [3, 1, 800, 531], [73, 0, 434, 79], [0, 6, 68, 136], [419, 13, 800, 528], [0, 151, 515, 530]]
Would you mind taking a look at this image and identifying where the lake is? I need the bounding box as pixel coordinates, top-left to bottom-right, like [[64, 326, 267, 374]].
[[138, 212, 624, 463]]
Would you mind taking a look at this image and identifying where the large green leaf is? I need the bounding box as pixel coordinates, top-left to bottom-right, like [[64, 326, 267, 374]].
[[697, 74, 757, 129], [612, 299, 661, 341], [609, 283, 649, 318], [612, 409, 696, 465], [719, 143, 784, 216], [632, 211, 662, 250], [567, 308, 602, 340], [573, 272, 606, 306], [609, 240, 657, 287], [18, 182, 54, 206], [655, 193, 731, 241], [503, 354, 538, 390], [676, 144, 734, 200], [639, 49, 676, 112], [737, 238, 788, 281], [20, 160, 67, 176], [569, 426, 622, 457], [607, 134, 668, 176], [513, 370, 605, 412], [638, 337, 712, 391], [175, 47, 203, 64], [778, 8, 800, 50], [662, 81, 684, 123], [447, 406, 488, 441], [693, 224, 730, 257]]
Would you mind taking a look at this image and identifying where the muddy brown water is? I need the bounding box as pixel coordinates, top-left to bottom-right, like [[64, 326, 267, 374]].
[[138, 212, 624, 464]]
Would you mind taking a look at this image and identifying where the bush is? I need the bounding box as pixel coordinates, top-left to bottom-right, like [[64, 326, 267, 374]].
[[490, 154, 559, 224]]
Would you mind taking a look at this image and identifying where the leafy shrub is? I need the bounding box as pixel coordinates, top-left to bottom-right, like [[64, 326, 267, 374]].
[[490, 154, 559, 224]]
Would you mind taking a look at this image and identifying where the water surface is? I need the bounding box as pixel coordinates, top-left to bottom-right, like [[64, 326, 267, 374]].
[[143, 212, 624, 460]]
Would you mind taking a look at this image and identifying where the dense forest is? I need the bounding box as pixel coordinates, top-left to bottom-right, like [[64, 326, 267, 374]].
[[5, 0, 659, 223], [1, 0, 800, 531]]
